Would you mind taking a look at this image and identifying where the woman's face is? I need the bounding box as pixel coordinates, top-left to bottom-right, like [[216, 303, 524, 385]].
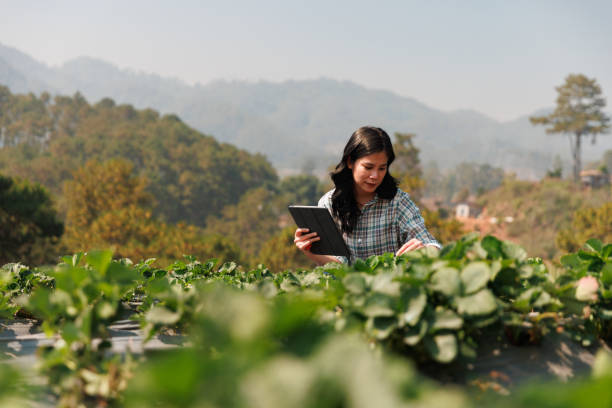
[[348, 151, 388, 199]]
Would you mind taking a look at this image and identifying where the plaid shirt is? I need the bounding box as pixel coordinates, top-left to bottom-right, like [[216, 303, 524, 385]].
[[318, 189, 440, 262]]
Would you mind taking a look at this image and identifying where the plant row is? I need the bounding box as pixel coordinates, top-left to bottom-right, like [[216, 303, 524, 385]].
[[0, 234, 611, 406]]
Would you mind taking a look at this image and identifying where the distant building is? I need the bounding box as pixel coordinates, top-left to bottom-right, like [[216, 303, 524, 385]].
[[454, 202, 482, 219], [580, 169, 610, 188]]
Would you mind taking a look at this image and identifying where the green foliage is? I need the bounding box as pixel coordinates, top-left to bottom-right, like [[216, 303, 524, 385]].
[[0, 262, 53, 318], [557, 202, 612, 253], [279, 174, 325, 205], [390, 132, 466, 244], [0, 173, 63, 265], [0, 363, 29, 407], [478, 178, 611, 259], [205, 187, 283, 263], [125, 285, 467, 408], [62, 159, 244, 265], [392, 132, 424, 200], [4, 236, 612, 406], [530, 74, 610, 181], [258, 226, 316, 272], [0, 86, 277, 227], [421, 208, 465, 244], [17, 250, 139, 406]]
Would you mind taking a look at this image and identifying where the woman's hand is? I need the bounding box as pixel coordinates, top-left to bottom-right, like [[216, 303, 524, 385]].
[[294, 228, 320, 252], [395, 238, 424, 256]]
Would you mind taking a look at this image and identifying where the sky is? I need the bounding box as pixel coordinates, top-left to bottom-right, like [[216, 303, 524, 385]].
[[1, 0, 611, 121]]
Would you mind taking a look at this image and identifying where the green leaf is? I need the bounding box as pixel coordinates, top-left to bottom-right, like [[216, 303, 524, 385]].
[[578, 250, 600, 261], [592, 349, 612, 379], [403, 319, 428, 346], [586, 239, 603, 254], [362, 293, 395, 317], [353, 259, 370, 273], [429, 267, 461, 296], [602, 244, 612, 259], [431, 309, 463, 331], [402, 288, 427, 326], [343, 274, 367, 294], [86, 250, 113, 276], [424, 334, 457, 363], [366, 256, 380, 271], [460, 262, 490, 295], [365, 316, 397, 340], [481, 235, 503, 259], [514, 287, 544, 312], [501, 241, 527, 261], [456, 289, 497, 316], [146, 306, 181, 325], [371, 273, 400, 296], [599, 309, 612, 320], [61, 322, 80, 343], [470, 313, 500, 328], [601, 263, 612, 286], [97, 301, 115, 319], [560, 253, 582, 268], [490, 260, 502, 280], [107, 262, 139, 286]]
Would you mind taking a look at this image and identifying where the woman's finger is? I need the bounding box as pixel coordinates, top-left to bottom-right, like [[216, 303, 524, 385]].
[[294, 228, 309, 238], [294, 231, 318, 243], [396, 239, 424, 256], [296, 235, 320, 252]]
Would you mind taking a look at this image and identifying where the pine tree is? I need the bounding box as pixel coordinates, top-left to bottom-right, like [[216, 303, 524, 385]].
[[530, 74, 610, 182]]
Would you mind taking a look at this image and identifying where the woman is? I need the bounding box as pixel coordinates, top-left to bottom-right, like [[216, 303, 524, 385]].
[[294, 126, 440, 264]]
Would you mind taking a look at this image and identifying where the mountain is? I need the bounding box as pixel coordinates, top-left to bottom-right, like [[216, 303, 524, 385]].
[[1, 42, 610, 178]]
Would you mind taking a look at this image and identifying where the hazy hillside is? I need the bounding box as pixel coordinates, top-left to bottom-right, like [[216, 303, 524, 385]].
[[2, 43, 611, 178]]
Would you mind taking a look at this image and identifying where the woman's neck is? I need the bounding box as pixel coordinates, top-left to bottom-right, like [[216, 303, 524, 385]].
[[354, 191, 375, 206]]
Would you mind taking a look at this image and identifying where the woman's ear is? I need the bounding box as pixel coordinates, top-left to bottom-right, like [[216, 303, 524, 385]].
[[347, 159, 353, 170]]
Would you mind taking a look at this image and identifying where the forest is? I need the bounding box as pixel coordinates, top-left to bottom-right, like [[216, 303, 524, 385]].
[[0, 86, 468, 269]]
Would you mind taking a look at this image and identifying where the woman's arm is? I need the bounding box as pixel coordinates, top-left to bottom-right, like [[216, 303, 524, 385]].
[[294, 228, 342, 265], [397, 192, 441, 250]]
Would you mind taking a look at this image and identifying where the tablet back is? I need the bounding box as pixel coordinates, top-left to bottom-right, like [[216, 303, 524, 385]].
[[288, 206, 350, 258]]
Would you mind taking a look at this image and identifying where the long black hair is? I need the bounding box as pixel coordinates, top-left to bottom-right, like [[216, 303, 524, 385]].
[[331, 126, 398, 235]]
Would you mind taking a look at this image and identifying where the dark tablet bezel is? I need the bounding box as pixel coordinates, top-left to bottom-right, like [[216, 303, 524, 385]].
[[288, 205, 350, 258]]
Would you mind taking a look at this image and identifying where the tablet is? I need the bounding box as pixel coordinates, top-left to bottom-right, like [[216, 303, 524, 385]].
[[288, 206, 351, 257]]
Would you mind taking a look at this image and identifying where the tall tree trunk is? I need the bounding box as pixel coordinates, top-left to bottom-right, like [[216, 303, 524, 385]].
[[572, 132, 582, 183]]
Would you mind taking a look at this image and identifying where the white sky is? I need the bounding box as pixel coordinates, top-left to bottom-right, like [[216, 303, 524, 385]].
[[1, 0, 611, 121]]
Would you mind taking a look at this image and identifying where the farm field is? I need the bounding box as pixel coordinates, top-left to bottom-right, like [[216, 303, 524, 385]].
[[2, 234, 612, 407]]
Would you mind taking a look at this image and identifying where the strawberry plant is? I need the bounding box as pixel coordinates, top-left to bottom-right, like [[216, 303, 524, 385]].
[[17, 250, 139, 406]]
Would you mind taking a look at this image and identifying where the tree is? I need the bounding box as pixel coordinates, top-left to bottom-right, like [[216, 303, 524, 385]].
[[556, 202, 612, 253], [392, 132, 424, 200], [62, 159, 240, 265], [530, 74, 610, 182], [0, 174, 63, 264], [0, 87, 278, 228], [258, 226, 315, 272], [205, 187, 282, 265], [279, 174, 325, 206], [391, 132, 464, 244], [546, 155, 564, 179]]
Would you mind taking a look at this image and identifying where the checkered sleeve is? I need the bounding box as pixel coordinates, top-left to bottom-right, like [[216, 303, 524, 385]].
[[397, 192, 441, 249]]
